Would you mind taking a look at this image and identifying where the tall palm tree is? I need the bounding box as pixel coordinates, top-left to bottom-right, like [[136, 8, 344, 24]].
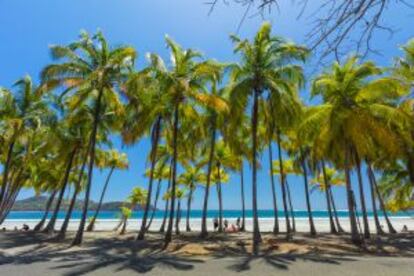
[[144, 37, 224, 245], [229, 22, 307, 252], [300, 56, 407, 243], [41, 31, 136, 245]]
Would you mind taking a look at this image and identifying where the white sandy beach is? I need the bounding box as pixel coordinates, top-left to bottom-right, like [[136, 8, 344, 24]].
[[3, 216, 414, 233]]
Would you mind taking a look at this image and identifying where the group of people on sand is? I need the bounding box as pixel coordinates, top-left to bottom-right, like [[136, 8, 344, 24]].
[[213, 217, 241, 233]]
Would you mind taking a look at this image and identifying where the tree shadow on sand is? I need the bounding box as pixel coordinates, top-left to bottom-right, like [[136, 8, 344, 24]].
[[0, 232, 204, 275], [1, 232, 414, 274]]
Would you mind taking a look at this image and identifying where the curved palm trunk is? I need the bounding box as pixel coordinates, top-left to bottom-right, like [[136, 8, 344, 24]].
[[72, 87, 104, 246], [251, 90, 262, 255], [276, 130, 291, 238], [240, 166, 246, 232], [164, 104, 179, 246], [57, 185, 80, 239], [329, 189, 345, 233], [322, 163, 337, 234], [0, 140, 16, 208], [344, 147, 361, 244], [58, 153, 88, 239], [186, 185, 194, 232], [268, 144, 279, 234], [147, 178, 162, 231], [138, 116, 162, 240], [201, 118, 217, 238], [354, 155, 370, 239], [286, 180, 296, 233], [367, 164, 385, 235], [87, 165, 115, 232], [175, 199, 181, 235], [370, 165, 397, 234], [300, 157, 316, 236], [34, 190, 57, 231], [44, 148, 77, 234]]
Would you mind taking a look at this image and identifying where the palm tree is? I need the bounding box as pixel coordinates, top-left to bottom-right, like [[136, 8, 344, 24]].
[[144, 37, 224, 245], [120, 187, 147, 235], [311, 166, 346, 233], [272, 159, 300, 234], [229, 22, 307, 252], [87, 149, 128, 231], [300, 56, 407, 243], [41, 31, 136, 245], [174, 188, 185, 235], [0, 76, 52, 216], [199, 82, 228, 238], [178, 165, 205, 232], [122, 57, 172, 240], [146, 159, 170, 231]]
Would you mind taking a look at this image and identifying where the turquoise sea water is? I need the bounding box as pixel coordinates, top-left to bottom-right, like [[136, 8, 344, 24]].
[[6, 210, 414, 220]]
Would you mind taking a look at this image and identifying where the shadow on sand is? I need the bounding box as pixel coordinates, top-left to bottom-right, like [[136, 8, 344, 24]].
[[0, 231, 413, 275]]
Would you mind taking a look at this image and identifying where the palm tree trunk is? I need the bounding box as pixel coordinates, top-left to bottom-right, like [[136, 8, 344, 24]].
[[160, 167, 172, 233], [34, 190, 57, 231], [186, 185, 194, 232], [268, 144, 279, 234], [329, 189, 345, 232], [216, 163, 224, 233], [0, 140, 16, 207], [87, 165, 115, 232], [201, 117, 217, 237], [72, 86, 104, 246], [251, 89, 262, 255], [175, 199, 181, 235], [57, 185, 80, 239], [276, 129, 291, 238], [138, 116, 162, 240], [367, 164, 385, 235], [344, 146, 361, 244], [370, 165, 397, 234], [300, 157, 316, 236], [240, 165, 246, 232], [354, 153, 370, 239], [322, 162, 337, 234], [44, 147, 77, 234], [120, 217, 128, 235], [286, 180, 296, 233], [57, 152, 88, 239], [146, 178, 162, 231], [164, 103, 179, 246]]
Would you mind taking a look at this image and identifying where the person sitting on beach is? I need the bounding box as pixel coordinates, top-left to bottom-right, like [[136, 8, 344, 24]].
[[21, 224, 30, 231], [213, 217, 219, 231], [1, 227, 6, 232], [402, 225, 408, 232], [225, 224, 239, 233]]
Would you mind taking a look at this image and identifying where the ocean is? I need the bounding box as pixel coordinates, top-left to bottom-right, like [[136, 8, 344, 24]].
[[6, 210, 414, 220]]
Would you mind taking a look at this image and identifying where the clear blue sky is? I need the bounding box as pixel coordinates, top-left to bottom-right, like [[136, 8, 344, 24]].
[[1, 0, 412, 210]]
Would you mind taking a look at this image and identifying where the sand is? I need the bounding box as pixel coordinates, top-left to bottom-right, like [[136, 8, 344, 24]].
[[0, 230, 414, 276]]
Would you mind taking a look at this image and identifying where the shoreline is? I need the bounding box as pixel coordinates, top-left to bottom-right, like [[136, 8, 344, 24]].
[[3, 216, 414, 233]]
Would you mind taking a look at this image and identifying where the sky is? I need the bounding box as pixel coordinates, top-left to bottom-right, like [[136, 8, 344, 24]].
[[1, 0, 412, 210]]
